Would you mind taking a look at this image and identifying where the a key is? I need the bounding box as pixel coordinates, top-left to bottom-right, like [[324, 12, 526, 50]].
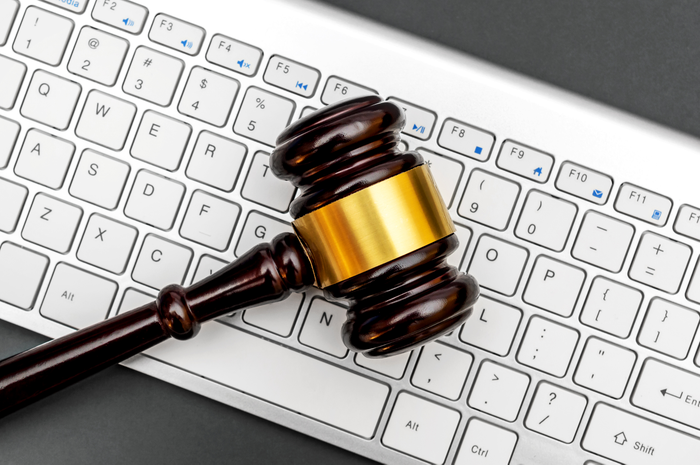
[[467, 235, 529, 296], [179, 190, 241, 251], [21, 70, 82, 131], [579, 277, 643, 338], [0, 242, 49, 309], [67, 26, 129, 86], [458, 169, 520, 231], [191, 255, 228, 285], [185, 131, 247, 192], [92, 0, 148, 35], [132, 234, 193, 290], [355, 350, 411, 380], [241, 152, 297, 213], [524, 382, 587, 443], [454, 419, 518, 465], [240, 292, 304, 338], [298, 298, 348, 358], [124, 170, 185, 230], [41, 0, 87, 13], [14, 129, 75, 189], [674, 204, 700, 241], [468, 360, 530, 422], [77, 214, 138, 274], [515, 190, 577, 251], [448, 223, 472, 269], [149, 13, 205, 56], [386, 97, 436, 141], [117, 288, 154, 315], [13, 6, 74, 66], [0, 178, 28, 233], [235, 211, 293, 258], [123, 46, 184, 106], [0, 0, 19, 46], [615, 183, 672, 226], [497, 140, 554, 183], [637, 298, 699, 359], [573, 337, 636, 398], [233, 87, 295, 146], [411, 341, 473, 399], [0, 116, 21, 168], [22, 193, 83, 253], [459, 296, 522, 356], [321, 77, 376, 105], [523, 255, 585, 317], [75, 89, 137, 150], [517, 316, 579, 377], [264, 55, 320, 98], [555, 161, 613, 205], [415, 148, 464, 208], [437, 118, 495, 162], [0, 55, 27, 110], [572, 210, 635, 272], [131, 111, 192, 171], [178, 66, 240, 127], [629, 232, 691, 294], [206, 34, 263, 77], [69, 149, 130, 210]]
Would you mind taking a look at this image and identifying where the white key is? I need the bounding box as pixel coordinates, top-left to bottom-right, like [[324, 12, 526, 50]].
[[69, 149, 130, 209], [674, 204, 700, 241], [573, 337, 636, 398], [515, 190, 577, 251], [0, 0, 19, 46], [448, 223, 472, 269], [186, 131, 247, 192], [67, 26, 129, 86], [149, 14, 205, 56], [146, 323, 388, 439], [264, 55, 320, 98], [41, 0, 88, 13], [117, 288, 154, 315], [555, 161, 613, 205], [688, 261, 700, 305], [206, 34, 263, 77], [572, 210, 635, 272], [523, 255, 585, 317], [235, 211, 293, 258], [517, 316, 579, 377], [460, 296, 522, 356], [191, 255, 228, 285], [300, 106, 317, 119], [437, 118, 495, 162], [321, 77, 376, 105], [579, 277, 643, 338], [629, 232, 691, 294], [241, 152, 296, 213], [92, 0, 148, 34], [497, 140, 554, 183], [525, 382, 587, 443], [468, 235, 529, 296], [0, 116, 21, 168], [240, 293, 304, 338], [123, 46, 184, 106], [14, 129, 75, 189], [615, 183, 672, 226], [411, 342, 472, 399], [298, 298, 348, 358], [13, 6, 74, 66], [75, 90, 137, 150], [180, 190, 241, 251], [21, 70, 82, 130], [0, 178, 28, 233], [0, 242, 49, 309], [77, 214, 138, 274], [0, 55, 27, 110], [124, 170, 185, 230], [638, 298, 699, 359], [416, 148, 464, 208], [41, 263, 118, 329], [22, 194, 83, 253], [355, 350, 411, 380], [233, 87, 295, 146], [468, 361, 530, 422], [582, 403, 700, 465], [132, 234, 193, 289], [131, 111, 192, 171], [387, 97, 436, 141], [458, 170, 520, 231], [178, 66, 240, 127], [454, 419, 518, 465]]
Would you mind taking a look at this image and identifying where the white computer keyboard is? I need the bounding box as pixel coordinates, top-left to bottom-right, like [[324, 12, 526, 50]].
[[2, 0, 700, 464]]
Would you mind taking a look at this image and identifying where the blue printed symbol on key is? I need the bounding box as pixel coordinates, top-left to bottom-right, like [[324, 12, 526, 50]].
[[474, 146, 483, 155], [412, 124, 426, 134], [592, 189, 604, 199], [237, 60, 251, 69], [533, 167, 543, 177], [296, 81, 308, 91], [652, 210, 662, 220], [123, 18, 135, 27], [181, 40, 193, 49]]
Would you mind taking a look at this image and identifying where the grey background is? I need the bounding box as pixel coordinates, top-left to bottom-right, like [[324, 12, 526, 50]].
[[2, 0, 699, 463]]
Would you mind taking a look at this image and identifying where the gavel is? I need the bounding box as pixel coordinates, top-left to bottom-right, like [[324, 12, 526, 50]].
[[0, 95, 479, 418]]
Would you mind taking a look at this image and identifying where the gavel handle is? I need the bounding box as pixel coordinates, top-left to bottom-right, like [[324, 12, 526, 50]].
[[0, 233, 314, 419]]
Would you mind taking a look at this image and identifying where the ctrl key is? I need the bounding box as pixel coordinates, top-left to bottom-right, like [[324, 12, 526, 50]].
[[0, 242, 49, 310], [454, 418, 518, 465]]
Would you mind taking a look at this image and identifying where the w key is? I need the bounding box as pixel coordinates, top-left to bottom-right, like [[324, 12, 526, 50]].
[[76, 90, 137, 150]]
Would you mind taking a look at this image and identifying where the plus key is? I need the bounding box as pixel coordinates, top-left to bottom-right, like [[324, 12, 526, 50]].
[[629, 232, 691, 294]]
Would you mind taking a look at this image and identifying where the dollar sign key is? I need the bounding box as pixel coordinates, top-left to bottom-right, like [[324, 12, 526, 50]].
[[200, 79, 208, 89]]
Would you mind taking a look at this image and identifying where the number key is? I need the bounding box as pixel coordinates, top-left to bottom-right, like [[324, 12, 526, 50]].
[[515, 190, 577, 251], [458, 169, 520, 231], [68, 26, 129, 86], [178, 66, 240, 127], [123, 46, 184, 106], [233, 87, 295, 147], [13, 6, 74, 66]]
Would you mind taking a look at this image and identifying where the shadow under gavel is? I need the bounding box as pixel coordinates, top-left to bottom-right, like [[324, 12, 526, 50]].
[[0, 95, 479, 419]]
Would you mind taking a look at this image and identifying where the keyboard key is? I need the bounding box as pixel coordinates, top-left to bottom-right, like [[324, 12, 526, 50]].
[[515, 190, 577, 251], [69, 149, 130, 209], [298, 298, 348, 358], [117, 288, 154, 315], [186, 131, 247, 192], [615, 182, 672, 226], [300, 106, 317, 119], [454, 419, 517, 465], [573, 337, 636, 398], [132, 234, 192, 289], [437, 118, 495, 162], [387, 97, 436, 141], [525, 382, 587, 443], [458, 169, 520, 231], [638, 298, 699, 359], [14, 129, 75, 189], [523, 255, 585, 317], [579, 277, 643, 338], [131, 110, 192, 171], [77, 214, 138, 275], [41, 0, 88, 13], [416, 148, 464, 208], [264, 55, 320, 98], [629, 232, 691, 294], [0, 0, 19, 46], [241, 292, 304, 338], [497, 140, 554, 183], [0, 242, 49, 310], [355, 350, 411, 379], [13, 6, 74, 66], [468, 360, 530, 422], [0, 116, 21, 168], [321, 76, 376, 105], [22, 193, 83, 253], [206, 34, 262, 77], [517, 316, 579, 377], [555, 161, 613, 205], [178, 66, 240, 127], [411, 342, 472, 399], [92, 0, 148, 34], [21, 70, 82, 130], [0, 54, 27, 110], [75, 89, 137, 150], [149, 13, 205, 56], [468, 235, 529, 296], [459, 296, 522, 356], [674, 204, 700, 241], [0, 177, 28, 233], [234, 86, 295, 146], [241, 152, 296, 213], [179, 190, 241, 251], [124, 170, 185, 230], [235, 210, 293, 258], [67, 26, 129, 86], [191, 255, 228, 285], [123, 46, 184, 106], [448, 222, 472, 269], [572, 210, 635, 273], [688, 260, 700, 304]]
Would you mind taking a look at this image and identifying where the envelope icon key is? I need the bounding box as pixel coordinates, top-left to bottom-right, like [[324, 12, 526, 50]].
[[592, 189, 604, 198]]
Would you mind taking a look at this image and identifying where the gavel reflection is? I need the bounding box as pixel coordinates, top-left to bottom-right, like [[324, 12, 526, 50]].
[[0, 95, 479, 418]]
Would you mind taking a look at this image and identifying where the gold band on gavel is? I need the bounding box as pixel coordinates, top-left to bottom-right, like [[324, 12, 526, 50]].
[[292, 164, 456, 288]]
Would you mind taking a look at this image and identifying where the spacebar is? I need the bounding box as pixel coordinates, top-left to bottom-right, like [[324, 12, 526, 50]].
[[144, 322, 389, 438]]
